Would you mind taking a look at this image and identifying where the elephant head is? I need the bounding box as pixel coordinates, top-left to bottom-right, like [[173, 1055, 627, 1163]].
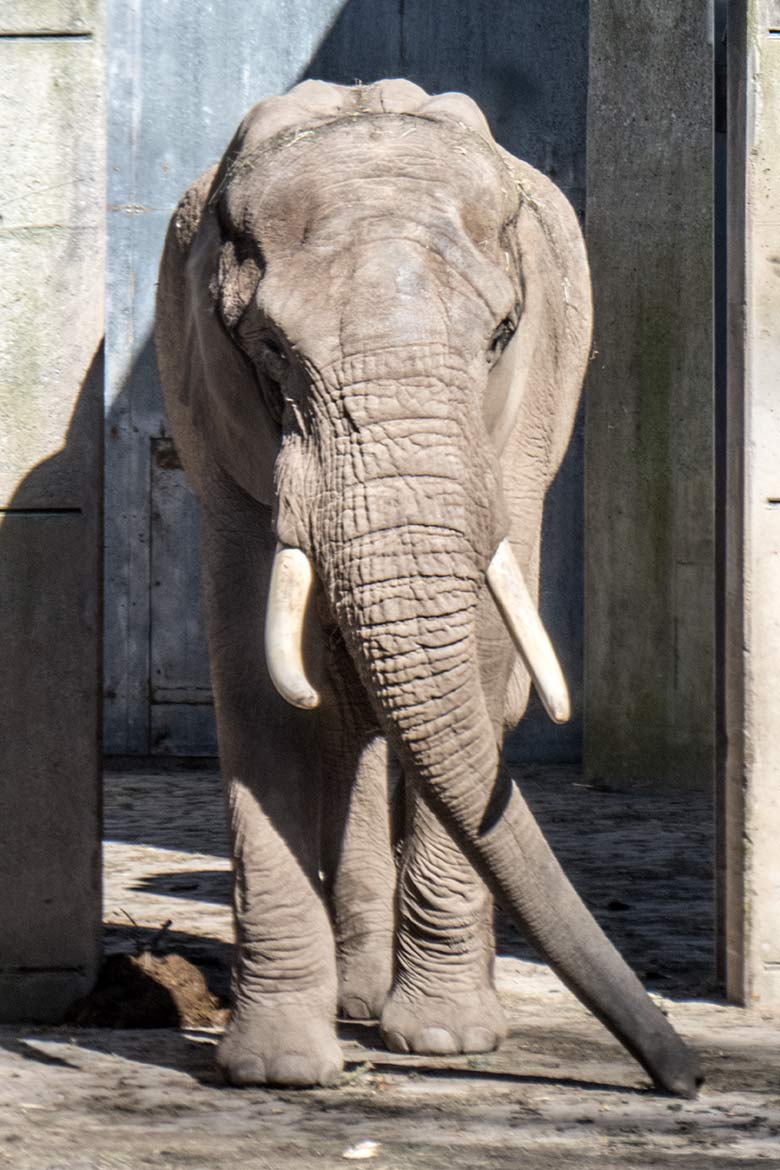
[[165, 79, 699, 1097]]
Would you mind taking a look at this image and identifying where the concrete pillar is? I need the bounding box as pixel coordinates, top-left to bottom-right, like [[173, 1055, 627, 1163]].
[[585, 3, 715, 786], [721, 0, 780, 1007], [0, 1, 104, 1019]]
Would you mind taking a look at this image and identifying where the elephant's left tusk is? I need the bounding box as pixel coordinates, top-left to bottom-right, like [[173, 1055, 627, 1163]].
[[265, 543, 320, 710], [486, 539, 570, 724]]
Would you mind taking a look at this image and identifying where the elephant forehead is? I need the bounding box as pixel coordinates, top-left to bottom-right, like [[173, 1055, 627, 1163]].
[[230, 115, 519, 253], [256, 222, 518, 361]]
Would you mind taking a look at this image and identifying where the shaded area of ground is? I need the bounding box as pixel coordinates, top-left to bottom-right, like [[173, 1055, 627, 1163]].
[[102, 762, 715, 1000], [498, 766, 715, 997], [1, 763, 778, 1169]]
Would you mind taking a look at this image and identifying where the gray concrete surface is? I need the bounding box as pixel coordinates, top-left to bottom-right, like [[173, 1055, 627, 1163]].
[[3, 763, 779, 1169], [721, 1, 780, 1009], [0, 1, 104, 1019], [584, 2, 715, 786]]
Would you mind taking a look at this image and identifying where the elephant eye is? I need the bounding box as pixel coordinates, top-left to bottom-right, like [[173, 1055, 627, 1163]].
[[488, 308, 520, 364], [238, 319, 288, 381], [258, 336, 288, 380]]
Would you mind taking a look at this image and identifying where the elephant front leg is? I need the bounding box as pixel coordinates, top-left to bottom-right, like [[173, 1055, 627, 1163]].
[[319, 651, 400, 1021], [219, 774, 341, 1086], [380, 788, 507, 1055], [202, 500, 341, 1087]]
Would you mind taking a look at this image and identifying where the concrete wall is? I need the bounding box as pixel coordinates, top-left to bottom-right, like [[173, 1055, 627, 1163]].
[[0, 1, 103, 1019], [721, 0, 780, 1008], [103, 0, 590, 763], [584, 2, 715, 786]]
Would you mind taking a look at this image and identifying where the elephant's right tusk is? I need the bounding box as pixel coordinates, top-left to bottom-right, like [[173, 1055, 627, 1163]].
[[265, 543, 320, 710], [486, 539, 570, 724]]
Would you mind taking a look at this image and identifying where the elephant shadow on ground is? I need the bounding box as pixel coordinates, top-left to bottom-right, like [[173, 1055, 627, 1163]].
[[0, 1027, 640, 1098], [102, 761, 716, 1012], [132, 869, 233, 906]]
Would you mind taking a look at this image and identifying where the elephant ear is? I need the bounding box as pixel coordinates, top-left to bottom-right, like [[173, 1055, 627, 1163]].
[[156, 81, 353, 506], [155, 167, 282, 505], [185, 198, 284, 504], [487, 152, 593, 571]]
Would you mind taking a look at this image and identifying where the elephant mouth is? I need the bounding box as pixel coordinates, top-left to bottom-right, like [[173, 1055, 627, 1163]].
[[264, 537, 570, 724]]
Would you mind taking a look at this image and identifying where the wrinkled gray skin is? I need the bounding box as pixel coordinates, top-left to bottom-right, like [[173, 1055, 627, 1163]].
[[155, 79, 700, 1097]]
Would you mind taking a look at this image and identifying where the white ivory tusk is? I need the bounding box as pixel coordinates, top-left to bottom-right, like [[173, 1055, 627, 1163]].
[[265, 543, 320, 710], [486, 539, 571, 724]]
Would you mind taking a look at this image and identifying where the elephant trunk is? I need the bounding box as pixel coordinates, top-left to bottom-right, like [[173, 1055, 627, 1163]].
[[273, 362, 700, 1098], [336, 532, 698, 1095]]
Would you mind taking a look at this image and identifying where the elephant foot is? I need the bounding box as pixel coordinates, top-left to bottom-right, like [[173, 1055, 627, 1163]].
[[217, 1005, 343, 1087], [380, 985, 507, 1055], [337, 930, 394, 1020]]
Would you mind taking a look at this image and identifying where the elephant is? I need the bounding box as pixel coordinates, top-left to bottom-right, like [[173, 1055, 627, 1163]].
[[155, 78, 700, 1097]]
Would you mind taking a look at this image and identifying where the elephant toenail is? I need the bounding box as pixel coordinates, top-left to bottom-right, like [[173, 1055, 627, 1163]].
[[320, 1061, 344, 1087], [416, 1027, 458, 1055], [220, 1058, 267, 1086], [341, 995, 371, 1020], [270, 1053, 318, 1085], [461, 1027, 497, 1053], [383, 1030, 410, 1054]]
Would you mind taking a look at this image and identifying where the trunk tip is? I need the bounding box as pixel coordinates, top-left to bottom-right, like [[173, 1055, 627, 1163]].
[[650, 1045, 702, 1100]]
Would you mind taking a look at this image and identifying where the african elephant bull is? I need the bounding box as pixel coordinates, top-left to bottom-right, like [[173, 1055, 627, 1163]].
[[155, 78, 699, 1097]]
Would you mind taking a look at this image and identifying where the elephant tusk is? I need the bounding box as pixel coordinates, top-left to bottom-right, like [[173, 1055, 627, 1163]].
[[265, 543, 320, 710], [486, 539, 570, 724]]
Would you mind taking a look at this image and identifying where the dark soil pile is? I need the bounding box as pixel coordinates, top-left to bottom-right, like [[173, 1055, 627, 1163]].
[[66, 951, 227, 1029]]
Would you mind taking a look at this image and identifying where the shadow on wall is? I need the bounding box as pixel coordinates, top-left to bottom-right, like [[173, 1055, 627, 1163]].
[[301, 0, 587, 202], [106, 0, 588, 761], [103, 334, 219, 759], [0, 345, 103, 1012]]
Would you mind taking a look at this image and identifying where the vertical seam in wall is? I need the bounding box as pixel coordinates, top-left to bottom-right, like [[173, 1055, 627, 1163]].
[[398, 0, 407, 75], [722, 0, 748, 1005], [713, 0, 729, 990]]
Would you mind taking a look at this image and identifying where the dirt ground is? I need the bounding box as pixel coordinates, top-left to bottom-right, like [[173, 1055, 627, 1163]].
[[1, 763, 779, 1169]]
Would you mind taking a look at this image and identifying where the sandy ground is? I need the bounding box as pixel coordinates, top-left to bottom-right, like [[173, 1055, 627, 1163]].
[[1, 763, 779, 1169]]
